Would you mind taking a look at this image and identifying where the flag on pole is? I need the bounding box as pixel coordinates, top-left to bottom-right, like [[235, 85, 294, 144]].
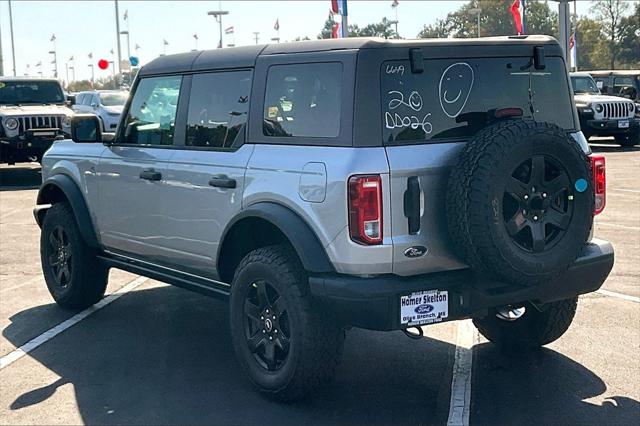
[[50, 33, 56, 42], [510, 0, 524, 35], [193, 33, 198, 40], [123, 9, 128, 20], [88, 52, 93, 59], [331, 0, 347, 16], [225, 26, 234, 34], [332, 22, 341, 38], [35, 61, 42, 67], [274, 19, 279, 31], [163, 39, 169, 46], [391, 0, 399, 8], [569, 32, 577, 69]]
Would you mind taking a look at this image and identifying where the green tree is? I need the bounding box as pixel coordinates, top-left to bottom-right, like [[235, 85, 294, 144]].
[[416, 0, 558, 39], [591, 0, 631, 69], [617, 2, 640, 68], [318, 16, 397, 39], [417, 18, 450, 38], [66, 80, 93, 92], [575, 17, 610, 70]]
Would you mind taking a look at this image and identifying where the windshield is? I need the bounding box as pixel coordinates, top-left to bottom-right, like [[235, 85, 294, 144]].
[[571, 76, 600, 95], [100, 92, 128, 106], [0, 80, 65, 105]]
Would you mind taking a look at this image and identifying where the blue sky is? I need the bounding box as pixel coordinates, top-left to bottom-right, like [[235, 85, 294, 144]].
[[1, 0, 598, 82]]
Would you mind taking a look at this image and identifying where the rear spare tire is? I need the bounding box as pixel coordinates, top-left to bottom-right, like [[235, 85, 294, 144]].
[[447, 120, 594, 286]]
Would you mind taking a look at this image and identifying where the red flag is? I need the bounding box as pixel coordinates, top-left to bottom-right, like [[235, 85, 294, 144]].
[[332, 22, 340, 38], [510, 0, 523, 35], [331, 0, 339, 14]]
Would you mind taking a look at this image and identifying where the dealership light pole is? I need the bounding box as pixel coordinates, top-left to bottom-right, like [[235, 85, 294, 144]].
[[114, 0, 123, 87], [469, 8, 481, 38], [120, 31, 131, 59], [49, 34, 58, 78], [208, 10, 229, 48], [8, 0, 17, 75]]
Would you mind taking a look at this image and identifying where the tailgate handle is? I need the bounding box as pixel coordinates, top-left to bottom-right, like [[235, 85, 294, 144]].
[[403, 176, 421, 235]]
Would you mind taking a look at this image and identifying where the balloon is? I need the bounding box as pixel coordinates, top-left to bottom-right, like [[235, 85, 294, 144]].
[[98, 59, 109, 70], [129, 56, 139, 67]]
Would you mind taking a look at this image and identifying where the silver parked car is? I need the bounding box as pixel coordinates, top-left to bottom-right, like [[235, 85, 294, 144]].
[[34, 37, 614, 401], [72, 90, 128, 132]]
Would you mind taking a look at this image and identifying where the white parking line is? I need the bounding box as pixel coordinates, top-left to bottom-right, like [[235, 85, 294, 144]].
[[597, 289, 640, 303], [595, 222, 640, 231], [0, 276, 147, 370], [610, 188, 640, 194], [447, 319, 478, 426]]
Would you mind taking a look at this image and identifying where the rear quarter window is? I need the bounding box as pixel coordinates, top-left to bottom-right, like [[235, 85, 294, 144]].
[[381, 57, 574, 144]]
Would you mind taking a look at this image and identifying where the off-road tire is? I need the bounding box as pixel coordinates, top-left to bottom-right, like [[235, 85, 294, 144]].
[[230, 244, 344, 402], [473, 297, 578, 350], [446, 120, 594, 286], [40, 202, 108, 309]]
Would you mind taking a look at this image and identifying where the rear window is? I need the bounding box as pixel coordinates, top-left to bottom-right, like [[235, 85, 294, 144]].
[[263, 62, 342, 138], [381, 57, 574, 144]]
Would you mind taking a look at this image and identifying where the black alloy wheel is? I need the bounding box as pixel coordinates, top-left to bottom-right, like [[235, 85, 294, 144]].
[[503, 155, 573, 253], [47, 225, 73, 287], [243, 280, 291, 371]]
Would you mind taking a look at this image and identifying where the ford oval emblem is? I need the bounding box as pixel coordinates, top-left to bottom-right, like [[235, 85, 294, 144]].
[[404, 246, 428, 258], [415, 304, 434, 314]]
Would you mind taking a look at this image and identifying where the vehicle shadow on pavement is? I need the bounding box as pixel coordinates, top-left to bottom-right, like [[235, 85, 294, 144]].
[[3, 285, 456, 426], [0, 166, 41, 191], [472, 343, 640, 425]]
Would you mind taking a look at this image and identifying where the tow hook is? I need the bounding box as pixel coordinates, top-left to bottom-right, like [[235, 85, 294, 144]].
[[495, 306, 526, 321], [403, 327, 424, 340]]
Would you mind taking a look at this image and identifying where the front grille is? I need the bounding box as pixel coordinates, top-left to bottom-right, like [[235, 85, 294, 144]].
[[18, 115, 63, 133], [601, 102, 632, 119]]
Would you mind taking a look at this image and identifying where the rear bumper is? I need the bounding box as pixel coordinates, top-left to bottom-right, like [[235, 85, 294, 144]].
[[309, 239, 614, 331]]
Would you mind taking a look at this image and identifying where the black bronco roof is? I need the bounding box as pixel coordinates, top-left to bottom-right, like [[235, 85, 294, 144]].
[[139, 35, 562, 76]]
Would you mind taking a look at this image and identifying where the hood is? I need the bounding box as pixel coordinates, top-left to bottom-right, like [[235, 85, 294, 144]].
[[0, 104, 73, 117], [574, 93, 633, 105], [102, 105, 124, 115]]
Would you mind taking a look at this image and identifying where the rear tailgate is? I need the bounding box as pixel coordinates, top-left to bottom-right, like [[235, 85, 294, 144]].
[[383, 56, 575, 276]]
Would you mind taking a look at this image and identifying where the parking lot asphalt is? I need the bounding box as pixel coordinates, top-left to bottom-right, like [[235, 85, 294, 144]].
[[0, 141, 638, 425]]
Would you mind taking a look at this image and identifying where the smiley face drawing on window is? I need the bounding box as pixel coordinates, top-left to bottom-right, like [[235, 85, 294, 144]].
[[438, 62, 474, 118]]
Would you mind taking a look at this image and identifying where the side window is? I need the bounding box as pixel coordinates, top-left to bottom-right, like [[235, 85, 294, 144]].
[[263, 62, 342, 138], [75, 93, 85, 105], [613, 77, 637, 98], [82, 93, 93, 106], [185, 70, 251, 149], [594, 78, 608, 93], [121, 75, 182, 146]]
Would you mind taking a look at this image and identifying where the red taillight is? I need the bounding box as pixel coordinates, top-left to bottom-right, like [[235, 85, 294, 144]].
[[590, 155, 606, 215], [348, 175, 383, 245]]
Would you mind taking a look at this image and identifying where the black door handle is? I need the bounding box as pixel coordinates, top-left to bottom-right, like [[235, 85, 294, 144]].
[[140, 169, 162, 181], [403, 176, 421, 234], [209, 175, 236, 189]]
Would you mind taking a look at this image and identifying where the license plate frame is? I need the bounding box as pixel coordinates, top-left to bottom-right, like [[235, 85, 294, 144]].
[[400, 290, 449, 327], [618, 120, 630, 129]]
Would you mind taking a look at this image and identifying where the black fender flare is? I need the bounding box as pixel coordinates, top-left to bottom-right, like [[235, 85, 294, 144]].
[[218, 202, 334, 274], [35, 174, 99, 248]]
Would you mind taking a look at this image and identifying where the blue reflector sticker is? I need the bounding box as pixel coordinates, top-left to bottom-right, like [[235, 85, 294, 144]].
[[575, 178, 588, 193]]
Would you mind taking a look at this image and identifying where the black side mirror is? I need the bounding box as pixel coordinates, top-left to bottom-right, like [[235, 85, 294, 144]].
[[71, 114, 102, 143], [66, 94, 76, 107]]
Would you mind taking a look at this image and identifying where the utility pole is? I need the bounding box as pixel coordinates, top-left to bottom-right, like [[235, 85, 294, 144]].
[[114, 0, 122, 87], [573, 0, 578, 71], [469, 8, 481, 38], [208, 10, 229, 48], [8, 0, 17, 75], [558, 0, 571, 70], [253, 32, 260, 44]]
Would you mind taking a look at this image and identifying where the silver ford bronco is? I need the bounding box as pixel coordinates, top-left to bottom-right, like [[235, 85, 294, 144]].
[[34, 36, 614, 401]]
